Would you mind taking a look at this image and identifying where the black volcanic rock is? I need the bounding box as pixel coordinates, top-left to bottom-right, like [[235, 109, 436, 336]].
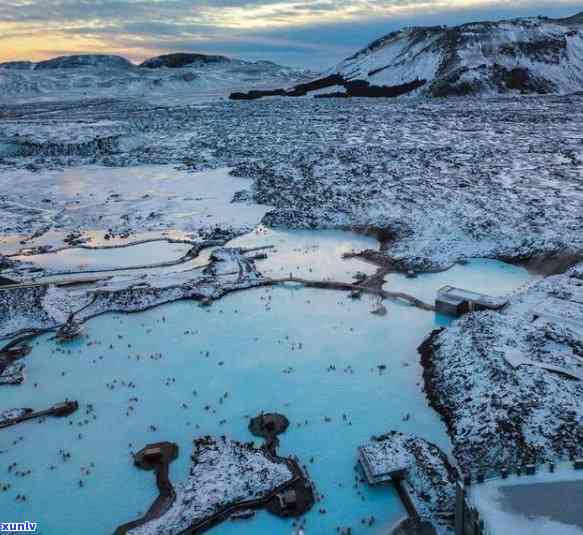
[[35, 55, 133, 70], [230, 74, 345, 100], [229, 74, 426, 100], [140, 53, 230, 69]]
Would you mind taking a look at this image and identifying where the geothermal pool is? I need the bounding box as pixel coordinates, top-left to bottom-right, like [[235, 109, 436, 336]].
[[0, 231, 535, 535], [13, 240, 194, 274], [230, 226, 379, 282]]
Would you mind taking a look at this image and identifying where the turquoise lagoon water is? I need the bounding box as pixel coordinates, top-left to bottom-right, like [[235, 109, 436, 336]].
[[14, 240, 193, 274], [0, 254, 534, 535], [383, 259, 538, 305], [229, 227, 379, 283]]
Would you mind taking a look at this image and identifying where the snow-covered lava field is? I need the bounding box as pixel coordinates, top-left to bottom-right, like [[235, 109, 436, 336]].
[[2, 95, 583, 269], [1, 93, 583, 535]]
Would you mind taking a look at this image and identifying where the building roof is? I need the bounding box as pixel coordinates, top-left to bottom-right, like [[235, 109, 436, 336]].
[[468, 462, 583, 533], [358, 444, 411, 485], [437, 285, 507, 308]]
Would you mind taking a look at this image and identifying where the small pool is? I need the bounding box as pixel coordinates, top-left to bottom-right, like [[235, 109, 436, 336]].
[[13, 240, 194, 274], [229, 226, 379, 283], [383, 259, 538, 305]]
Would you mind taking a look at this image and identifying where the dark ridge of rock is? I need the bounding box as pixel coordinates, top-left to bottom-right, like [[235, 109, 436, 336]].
[[230, 74, 343, 100], [284, 74, 345, 96], [344, 78, 426, 97], [418, 329, 451, 434], [229, 74, 425, 100], [429, 75, 481, 98], [230, 88, 288, 101], [35, 55, 133, 70], [140, 53, 230, 69]]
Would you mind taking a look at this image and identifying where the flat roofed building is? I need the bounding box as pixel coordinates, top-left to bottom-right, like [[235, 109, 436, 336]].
[[436, 286, 508, 317], [358, 445, 410, 485]]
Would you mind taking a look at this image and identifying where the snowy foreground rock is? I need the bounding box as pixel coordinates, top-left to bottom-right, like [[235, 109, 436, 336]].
[[128, 436, 292, 535], [361, 432, 457, 535], [421, 263, 583, 473]]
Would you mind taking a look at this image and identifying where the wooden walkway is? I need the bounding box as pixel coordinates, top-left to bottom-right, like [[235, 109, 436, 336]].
[[114, 443, 179, 535], [0, 401, 79, 429], [0, 276, 110, 291], [269, 276, 434, 311]]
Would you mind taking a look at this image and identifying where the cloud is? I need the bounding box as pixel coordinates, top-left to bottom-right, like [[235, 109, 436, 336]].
[[0, 0, 581, 68]]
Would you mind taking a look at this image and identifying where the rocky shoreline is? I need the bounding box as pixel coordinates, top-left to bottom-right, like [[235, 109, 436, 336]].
[[419, 264, 583, 473]]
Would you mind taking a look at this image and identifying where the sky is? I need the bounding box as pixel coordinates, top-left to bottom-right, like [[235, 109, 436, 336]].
[[0, 0, 582, 69]]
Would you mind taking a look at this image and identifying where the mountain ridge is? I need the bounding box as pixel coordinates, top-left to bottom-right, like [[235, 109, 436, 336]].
[[0, 52, 234, 71], [231, 10, 583, 99], [0, 52, 312, 103], [140, 53, 231, 69], [332, 10, 583, 97]]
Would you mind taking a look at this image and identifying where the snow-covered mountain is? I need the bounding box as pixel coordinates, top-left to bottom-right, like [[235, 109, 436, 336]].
[[140, 53, 230, 69], [333, 11, 583, 97], [35, 54, 133, 70], [232, 11, 583, 99], [0, 53, 313, 104]]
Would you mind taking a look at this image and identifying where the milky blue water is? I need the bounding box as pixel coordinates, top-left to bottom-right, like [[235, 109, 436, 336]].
[[14, 241, 193, 274], [0, 254, 534, 535], [229, 226, 379, 283], [383, 259, 538, 304]]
